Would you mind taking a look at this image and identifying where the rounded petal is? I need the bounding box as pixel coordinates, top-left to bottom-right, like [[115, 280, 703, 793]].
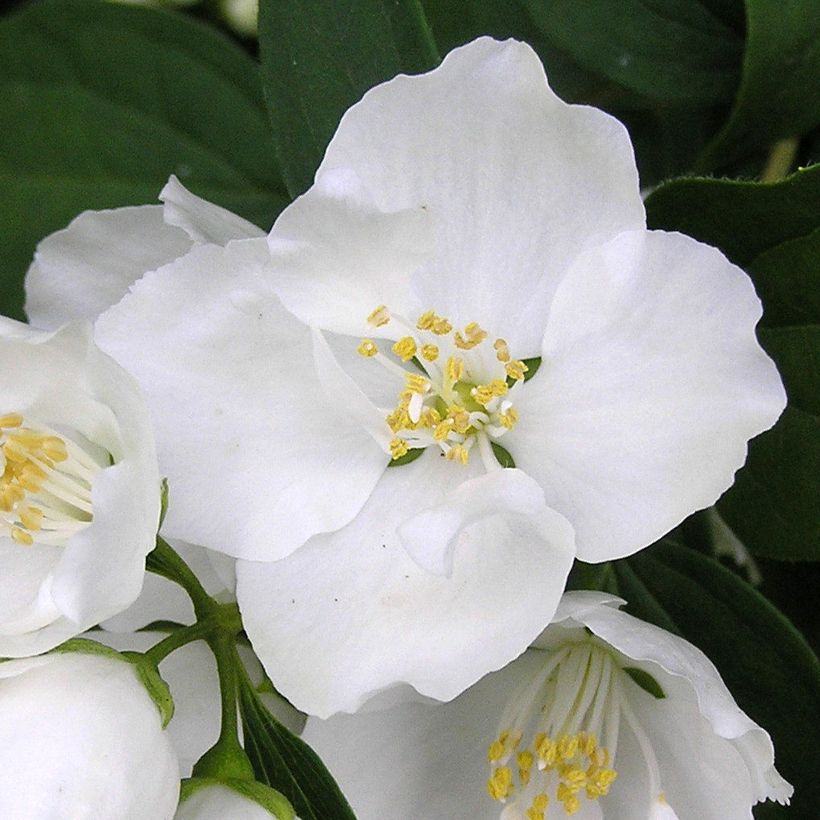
[[267, 167, 432, 338], [95, 238, 387, 561], [0, 651, 179, 819], [302, 648, 546, 819], [316, 37, 645, 354], [237, 452, 575, 717], [176, 781, 293, 820], [161, 175, 266, 244], [572, 598, 792, 807], [25, 205, 192, 329], [510, 230, 786, 561], [0, 322, 160, 657]]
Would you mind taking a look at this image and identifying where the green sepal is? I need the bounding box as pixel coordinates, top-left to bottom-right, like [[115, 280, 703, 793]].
[[623, 666, 666, 699], [192, 739, 255, 782], [180, 777, 295, 820], [491, 442, 516, 468], [53, 638, 175, 728], [158, 477, 170, 530], [386, 447, 425, 467]]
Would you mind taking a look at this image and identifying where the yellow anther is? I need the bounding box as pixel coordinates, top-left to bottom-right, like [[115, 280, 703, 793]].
[[431, 317, 452, 335], [505, 359, 529, 381], [392, 336, 418, 362], [536, 735, 558, 768], [389, 438, 409, 460], [447, 406, 471, 435], [517, 750, 534, 785], [445, 356, 464, 385], [11, 527, 33, 546], [526, 794, 549, 820], [494, 338, 511, 363], [416, 310, 436, 330], [386, 407, 410, 433], [367, 304, 391, 327], [3, 444, 28, 464], [560, 767, 587, 790], [433, 419, 454, 442], [454, 322, 488, 349], [558, 735, 580, 762], [446, 444, 469, 465], [420, 343, 439, 362], [486, 766, 513, 802], [499, 407, 519, 430], [419, 407, 441, 429], [357, 339, 379, 358], [472, 379, 508, 406], [579, 733, 597, 758], [487, 740, 506, 763], [405, 373, 430, 394], [0, 413, 23, 428], [557, 784, 581, 815], [41, 436, 68, 463], [18, 506, 43, 532]]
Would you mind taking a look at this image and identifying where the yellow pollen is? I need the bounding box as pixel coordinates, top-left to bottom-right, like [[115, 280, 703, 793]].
[[416, 310, 452, 335], [0, 413, 24, 428], [505, 359, 529, 381], [415, 310, 436, 330], [389, 438, 409, 460], [486, 767, 513, 801], [405, 373, 430, 394], [420, 343, 439, 362], [11, 526, 33, 546], [454, 322, 488, 350], [499, 407, 518, 430], [367, 304, 391, 327], [446, 444, 469, 465], [488, 740, 506, 763], [433, 419, 454, 442], [447, 406, 471, 434], [18, 506, 43, 531], [392, 336, 418, 362], [527, 793, 550, 820], [357, 339, 379, 358], [445, 356, 464, 385], [494, 338, 511, 362], [472, 379, 508, 406], [419, 407, 441, 429], [431, 317, 452, 335]]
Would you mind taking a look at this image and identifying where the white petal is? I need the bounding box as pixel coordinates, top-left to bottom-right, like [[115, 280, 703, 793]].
[[576, 599, 792, 806], [303, 648, 547, 819], [317, 37, 644, 354], [238, 451, 575, 718], [95, 239, 387, 561], [161, 175, 266, 244], [510, 230, 786, 561], [267, 167, 432, 337], [0, 652, 179, 819], [25, 205, 192, 329], [176, 783, 283, 820]]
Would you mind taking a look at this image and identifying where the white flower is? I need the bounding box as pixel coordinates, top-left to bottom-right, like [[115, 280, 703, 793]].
[[175, 779, 294, 820], [38, 37, 783, 717], [0, 320, 160, 657], [0, 648, 179, 819], [303, 592, 793, 820]]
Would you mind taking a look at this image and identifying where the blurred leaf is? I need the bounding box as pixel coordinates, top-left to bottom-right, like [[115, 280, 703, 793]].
[[0, 0, 288, 319], [617, 540, 820, 819], [258, 0, 440, 197], [647, 165, 820, 560], [523, 0, 743, 106], [697, 0, 820, 170], [239, 674, 357, 820]]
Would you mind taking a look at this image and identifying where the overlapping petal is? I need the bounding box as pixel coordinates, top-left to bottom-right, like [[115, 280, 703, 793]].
[[237, 452, 574, 718]]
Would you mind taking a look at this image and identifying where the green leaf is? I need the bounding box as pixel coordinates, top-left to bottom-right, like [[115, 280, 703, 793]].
[[622, 667, 666, 699], [239, 676, 357, 820], [523, 0, 743, 106], [646, 166, 820, 560], [645, 164, 820, 268], [258, 0, 440, 197], [618, 540, 820, 819], [386, 447, 426, 468], [0, 0, 288, 319], [697, 0, 820, 170]]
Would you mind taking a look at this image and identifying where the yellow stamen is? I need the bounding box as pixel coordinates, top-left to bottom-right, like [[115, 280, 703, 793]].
[[446, 444, 469, 465], [494, 338, 511, 362], [472, 379, 508, 406], [18, 506, 43, 531], [0, 413, 23, 428], [11, 527, 33, 546], [486, 766, 513, 801], [405, 373, 430, 394], [506, 359, 529, 381], [420, 343, 439, 362], [357, 339, 379, 358], [389, 438, 409, 460], [367, 304, 391, 327], [392, 336, 418, 362]]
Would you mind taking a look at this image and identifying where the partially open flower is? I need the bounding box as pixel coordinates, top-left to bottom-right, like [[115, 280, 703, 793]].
[[304, 592, 792, 819], [0, 320, 160, 657]]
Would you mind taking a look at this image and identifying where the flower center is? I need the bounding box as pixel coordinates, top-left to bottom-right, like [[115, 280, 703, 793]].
[[0, 412, 104, 548], [357, 306, 528, 467], [485, 641, 620, 817]]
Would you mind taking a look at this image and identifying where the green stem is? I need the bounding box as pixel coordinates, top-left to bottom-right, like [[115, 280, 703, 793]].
[[143, 620, 213, 665], [760, 137, 799, 183], [213, 634, 240, 746], [146, 535, 215, 617]]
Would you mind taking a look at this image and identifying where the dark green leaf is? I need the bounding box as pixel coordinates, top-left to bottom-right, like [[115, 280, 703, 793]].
[[0, 0, 288, 319], [620, 540, 820, 819], [258, 0, 440, 197], [623, 666, 666, 699], [239, 675, 357, 820], [524, 0, 743, 106], [387, 447, 425, 467], [647, 165, 820, 560], [645, 164, 820, 268], [697, 0, 820, 170], [490, 442, 516, 468]]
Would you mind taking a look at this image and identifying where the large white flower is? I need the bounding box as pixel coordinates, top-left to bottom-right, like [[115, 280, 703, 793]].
[[303, 592, 793, 819], [0, 647, 180, 819], [42, 37, 783, 716], [0, 320, 160, 657]]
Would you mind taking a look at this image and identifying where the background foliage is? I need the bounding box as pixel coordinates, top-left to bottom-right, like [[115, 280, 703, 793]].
[[1, 1, 818, 817]]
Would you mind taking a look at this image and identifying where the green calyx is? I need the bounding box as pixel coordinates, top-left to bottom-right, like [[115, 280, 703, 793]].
[[180, 777, 296, 819]]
